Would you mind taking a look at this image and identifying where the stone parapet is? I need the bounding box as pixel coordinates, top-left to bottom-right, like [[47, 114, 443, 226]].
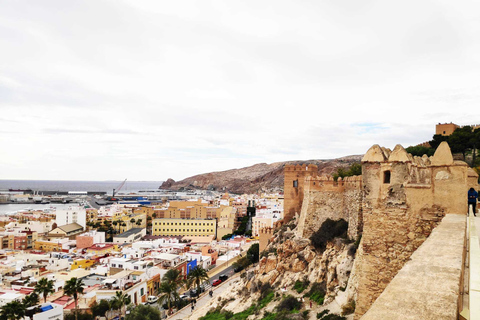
[[361, 214, 466, 320]]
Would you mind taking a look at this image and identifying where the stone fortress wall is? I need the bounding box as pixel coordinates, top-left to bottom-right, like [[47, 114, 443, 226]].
[[295, 175, 363, 240], [283, 164, 318, 223], [355, 142, 469, 318], [284, 141, 477, 319]]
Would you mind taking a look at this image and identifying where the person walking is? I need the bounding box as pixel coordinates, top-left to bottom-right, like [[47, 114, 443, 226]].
[[468, 187, 478, 216]]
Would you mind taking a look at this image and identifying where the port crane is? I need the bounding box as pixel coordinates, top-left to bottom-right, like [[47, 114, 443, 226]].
[[112, 179, 127, 197]]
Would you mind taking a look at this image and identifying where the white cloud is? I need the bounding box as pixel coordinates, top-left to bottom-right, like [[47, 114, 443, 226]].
[[1, 0, 480, 180]]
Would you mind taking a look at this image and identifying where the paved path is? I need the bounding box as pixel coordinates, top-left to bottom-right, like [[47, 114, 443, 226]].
[[169, 274, 241, 320]]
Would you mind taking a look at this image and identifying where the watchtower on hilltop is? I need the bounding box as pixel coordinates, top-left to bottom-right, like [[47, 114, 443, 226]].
[[283, 164, 318, 223]]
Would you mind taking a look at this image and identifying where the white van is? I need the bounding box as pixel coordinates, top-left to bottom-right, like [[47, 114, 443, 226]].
[[147, 296, 158, 304]]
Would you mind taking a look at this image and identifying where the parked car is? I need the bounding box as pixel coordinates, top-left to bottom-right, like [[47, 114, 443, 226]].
[[179, 294, 189, 300], [147, 296, 158, 304], [212, 279, 222, 286], [189, 289, 199, 297], [233, 266, 243, 273], [219, 274, 228, 281]]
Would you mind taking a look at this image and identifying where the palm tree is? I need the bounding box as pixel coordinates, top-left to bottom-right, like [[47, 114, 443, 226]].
[[22, 292, 39, 308], [34, 278, 55, 303], [163, 268, 185, 287], [186, 266, 209, 294], [64, 277, 84, 320], [0, 300, 25, 320], [111, 291, 131, 317], [136, 219, 142, 226], [157, 281, 179, 314]]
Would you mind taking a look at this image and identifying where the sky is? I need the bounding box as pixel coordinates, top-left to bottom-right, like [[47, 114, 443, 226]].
[[1, 0, 480, 181]]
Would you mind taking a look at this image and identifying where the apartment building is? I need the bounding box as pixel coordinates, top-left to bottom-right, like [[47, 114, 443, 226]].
[[152, 218, 216, 237]]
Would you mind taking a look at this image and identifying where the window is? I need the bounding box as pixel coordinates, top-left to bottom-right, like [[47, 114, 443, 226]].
[[293, 180, 298, 188], [384, 171, 391, 184]]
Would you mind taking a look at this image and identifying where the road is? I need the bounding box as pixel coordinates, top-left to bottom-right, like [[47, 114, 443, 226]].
[[169, 272, 240, 320]]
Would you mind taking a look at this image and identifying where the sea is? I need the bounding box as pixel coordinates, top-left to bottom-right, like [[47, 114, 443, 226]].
[[0, 179, 163, 215]]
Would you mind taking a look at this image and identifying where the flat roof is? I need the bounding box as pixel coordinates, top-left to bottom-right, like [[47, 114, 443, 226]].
[[115, 228, 145, 238]]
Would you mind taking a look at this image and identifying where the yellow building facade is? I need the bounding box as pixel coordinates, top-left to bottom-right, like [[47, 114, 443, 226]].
[[152, 218, 216, 237], [71, 259, 96, 270], [34, 240, 63, 252], [153, 200, 229, 220]]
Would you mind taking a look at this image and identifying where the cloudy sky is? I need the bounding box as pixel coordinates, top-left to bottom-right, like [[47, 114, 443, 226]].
[[1, 0, 480, 181]]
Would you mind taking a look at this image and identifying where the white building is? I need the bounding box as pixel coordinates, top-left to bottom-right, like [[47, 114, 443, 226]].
[[0, 292, 24, 307], [55, 206, 86, 229], [29, 303, 64, 320]]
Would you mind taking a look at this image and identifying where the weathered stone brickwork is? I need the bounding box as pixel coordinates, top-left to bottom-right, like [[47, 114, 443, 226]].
[[283, 164, 318, 223], [296, 175, 363, 240], [354, 142, 469, 319], [259, 227, 274, 252]]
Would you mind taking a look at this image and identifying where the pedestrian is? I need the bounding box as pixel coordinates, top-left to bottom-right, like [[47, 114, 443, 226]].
[[191, 304, 195, 312], [468, 187, 478, 216]]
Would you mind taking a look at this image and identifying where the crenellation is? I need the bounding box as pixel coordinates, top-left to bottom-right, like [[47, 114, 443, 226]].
[[285, 142, 472, 319], [354, 141, 469, 319]]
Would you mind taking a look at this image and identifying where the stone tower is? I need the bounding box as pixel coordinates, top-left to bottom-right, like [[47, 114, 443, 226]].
[[283, 164, 318, 223], [354, 142, 469, 319]]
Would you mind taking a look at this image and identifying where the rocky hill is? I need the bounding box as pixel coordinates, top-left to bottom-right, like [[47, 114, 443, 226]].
[[160, 155, 363, 194]]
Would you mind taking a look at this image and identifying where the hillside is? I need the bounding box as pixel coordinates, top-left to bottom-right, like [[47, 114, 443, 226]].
[[160, 155, 363, 194]]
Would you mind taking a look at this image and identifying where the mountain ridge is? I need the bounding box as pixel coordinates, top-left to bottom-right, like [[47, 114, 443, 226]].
[[160, 155, 363, 194]]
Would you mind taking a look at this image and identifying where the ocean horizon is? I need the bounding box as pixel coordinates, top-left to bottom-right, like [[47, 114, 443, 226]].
[[0, 179, 164, 193]]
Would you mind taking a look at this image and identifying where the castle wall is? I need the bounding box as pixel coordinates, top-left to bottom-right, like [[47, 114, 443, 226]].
[[296, 175, 362, 240], [361, 214, 466, 320], [354, 142, 469, 319], [283, 164, 318, 223], [259, 227, 273, 252]]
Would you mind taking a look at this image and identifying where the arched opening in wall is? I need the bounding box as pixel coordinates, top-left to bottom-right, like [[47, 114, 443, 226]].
[[383, 171, 391, 184]]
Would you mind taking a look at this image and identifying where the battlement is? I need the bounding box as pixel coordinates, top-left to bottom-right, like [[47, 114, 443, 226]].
[[284, 164, 318, 172], [304, 175, 362, 192], [259, 227, 274, 236]]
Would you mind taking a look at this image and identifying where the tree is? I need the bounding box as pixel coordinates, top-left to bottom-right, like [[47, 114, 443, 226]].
[[157, 281, 179, 314], [22, 292, 39, 308], [152, 212, 157, 219], [429, 134, 448, 150], [405, 146, 435, 157], [0, 300, 25, 320], [64, 277, 85, 320], [163, 268, 185, 287], [125, 304, 161, 320], [34, 278, 55, 303], [246, 243, 259, 264], [130, 218, 136, 224], [222, 233, 232, 240], [136, 219, 142, 226], [448, 126, 474, 161], [111, 291, 131, 316], [333, 163, 362, 181], [90, 300, 110, 318], [186, 266, 209, 294]]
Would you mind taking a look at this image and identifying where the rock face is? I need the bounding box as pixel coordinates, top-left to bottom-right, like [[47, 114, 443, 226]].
[[159, 156, 363, 194], [256, 226, 356, 302]]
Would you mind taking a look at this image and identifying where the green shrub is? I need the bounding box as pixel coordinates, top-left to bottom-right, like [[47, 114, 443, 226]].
[[294, 279, 309, 293], [310, 219, 348, 252], [277, 295, 302, 312], [317, 310, 329, 319], [341, 299, 355, 315], [321, 314, 347, 320], [305, 282, 326, 305]]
